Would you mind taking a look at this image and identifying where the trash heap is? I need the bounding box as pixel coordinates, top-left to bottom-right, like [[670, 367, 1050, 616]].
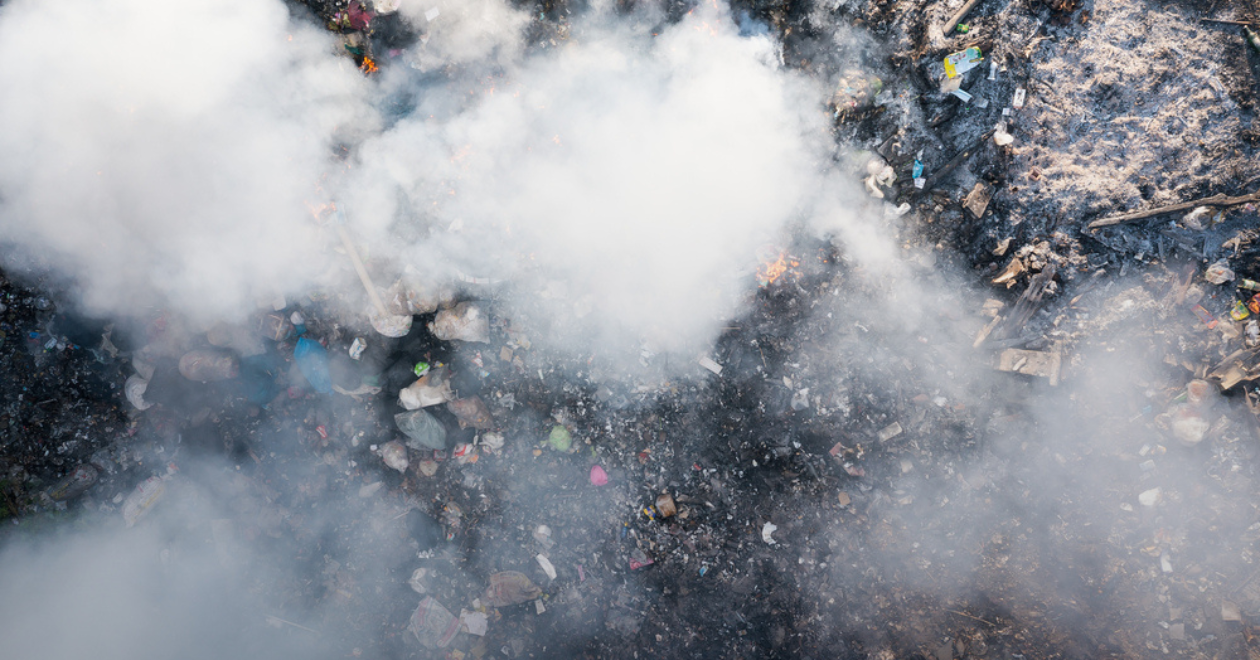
[[5, 0, 1260, 658]]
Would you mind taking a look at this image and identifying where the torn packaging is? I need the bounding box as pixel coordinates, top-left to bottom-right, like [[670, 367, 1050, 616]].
[[409, 597, 460, 648]]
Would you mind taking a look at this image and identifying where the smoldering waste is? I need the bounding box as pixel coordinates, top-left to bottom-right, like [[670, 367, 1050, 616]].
[[6, 0, 1260, 658]]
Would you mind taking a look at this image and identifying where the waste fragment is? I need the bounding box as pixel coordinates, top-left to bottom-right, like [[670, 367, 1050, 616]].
[[944, 47, 983, 78], [535, 554, 557, 580], [483, 572, 542, 607], [409, 597, 460, 649], [761, 522, 778, 545], [396, 410, 449, 451], [294, 337, 333, 394], [996, 348, 1063, 386], [178, 350, 239, 382], [123, 475, 167, 527], [589, 465, 608, 486], [430, 303, 490, 343]]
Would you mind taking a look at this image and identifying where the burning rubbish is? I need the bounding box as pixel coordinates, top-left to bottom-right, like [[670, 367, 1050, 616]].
[[5, 0, 1260, 659]]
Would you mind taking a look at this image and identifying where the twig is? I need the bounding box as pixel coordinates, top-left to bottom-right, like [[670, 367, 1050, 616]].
[[1201, 18, 1257, 27], [1087, 189, 1260, 230], [947, 609, 998, 626], [265, 615, 321, 635], [943, 0, 982, 35]]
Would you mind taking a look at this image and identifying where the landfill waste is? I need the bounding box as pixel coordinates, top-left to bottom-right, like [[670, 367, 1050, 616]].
[[483, 571, 542, 607], [547, 425, 573, 452], [122, 475, 167, 527], [629, 548, 654, 570], [124, 375, 152, 410], [372, 0, 401, 14], [379, 440, 409, 473], [47, 465, 98, 502], [830, 70, 883, 117], [1155, 380, 1217, 446], [178, 350, 239, 382], [655, 493, 676, 518], [408, 568, 427, 594], [762, 522, 778, 545], [429, 303, 490, 343], [348, 337, 366, 360], [1139, 488, 1162, 507], [479, 432, 504, 454], [1205, 259, 1235, 284], [399, 370, 452, 410], [460, 610, 488, 636], [294, 337, 333, 394], [446, 397, 493, 429], [367, 304, 412, 338], [589, 464, 608, 486], [409, 596, 460, 649], [536, 554, 557, 580], [944, 46, 983, 78], [395, 409, 448, 451]]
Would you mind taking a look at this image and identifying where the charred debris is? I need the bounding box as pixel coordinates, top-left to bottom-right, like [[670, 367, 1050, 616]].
[[6, 0, 1260, 659]]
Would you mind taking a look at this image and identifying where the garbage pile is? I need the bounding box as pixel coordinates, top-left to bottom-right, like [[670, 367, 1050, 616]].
[[4, 0, 1260, 659]]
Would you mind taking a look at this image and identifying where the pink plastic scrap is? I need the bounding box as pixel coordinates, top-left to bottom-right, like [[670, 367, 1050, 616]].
[[589, 465, 608, 486]]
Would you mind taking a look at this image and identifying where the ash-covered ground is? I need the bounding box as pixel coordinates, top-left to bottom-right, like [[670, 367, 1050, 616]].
[[3, 0, 1260, 659]]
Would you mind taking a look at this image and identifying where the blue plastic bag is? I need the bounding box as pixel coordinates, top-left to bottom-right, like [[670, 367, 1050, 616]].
[[294, 337, 332, 394]]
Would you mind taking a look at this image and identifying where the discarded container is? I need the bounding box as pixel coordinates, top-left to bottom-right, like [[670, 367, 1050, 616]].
[[409, 597, 460, 649], [1242, 279, 1260, 292], [589, 465, 608, 486], [399, 370, 452, 410], [396, 409, 448, 451], [48, 465, 98, 502], [655, 493, 676, 518], [944, 46, 983, 78], [1205, 259, 1236, 284], [535, 554, 557, 580], [447, 397, 493, 429], [125, 375, 152, 410], [430, 303, 490, 343], [294, 337, 333, 394], [380, 440, 409, 473], [483, 572, 541, 607], [1012, 87, 1026, 109], [1246, 26, 1260, 55], [123, 475, 167, 527], [178, 350, 239, 382], [548, 425, 572, 452]]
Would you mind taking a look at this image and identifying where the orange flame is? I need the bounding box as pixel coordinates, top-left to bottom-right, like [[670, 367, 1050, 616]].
[[360, 57, 378, 74], [757, 249, 799, 287]]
